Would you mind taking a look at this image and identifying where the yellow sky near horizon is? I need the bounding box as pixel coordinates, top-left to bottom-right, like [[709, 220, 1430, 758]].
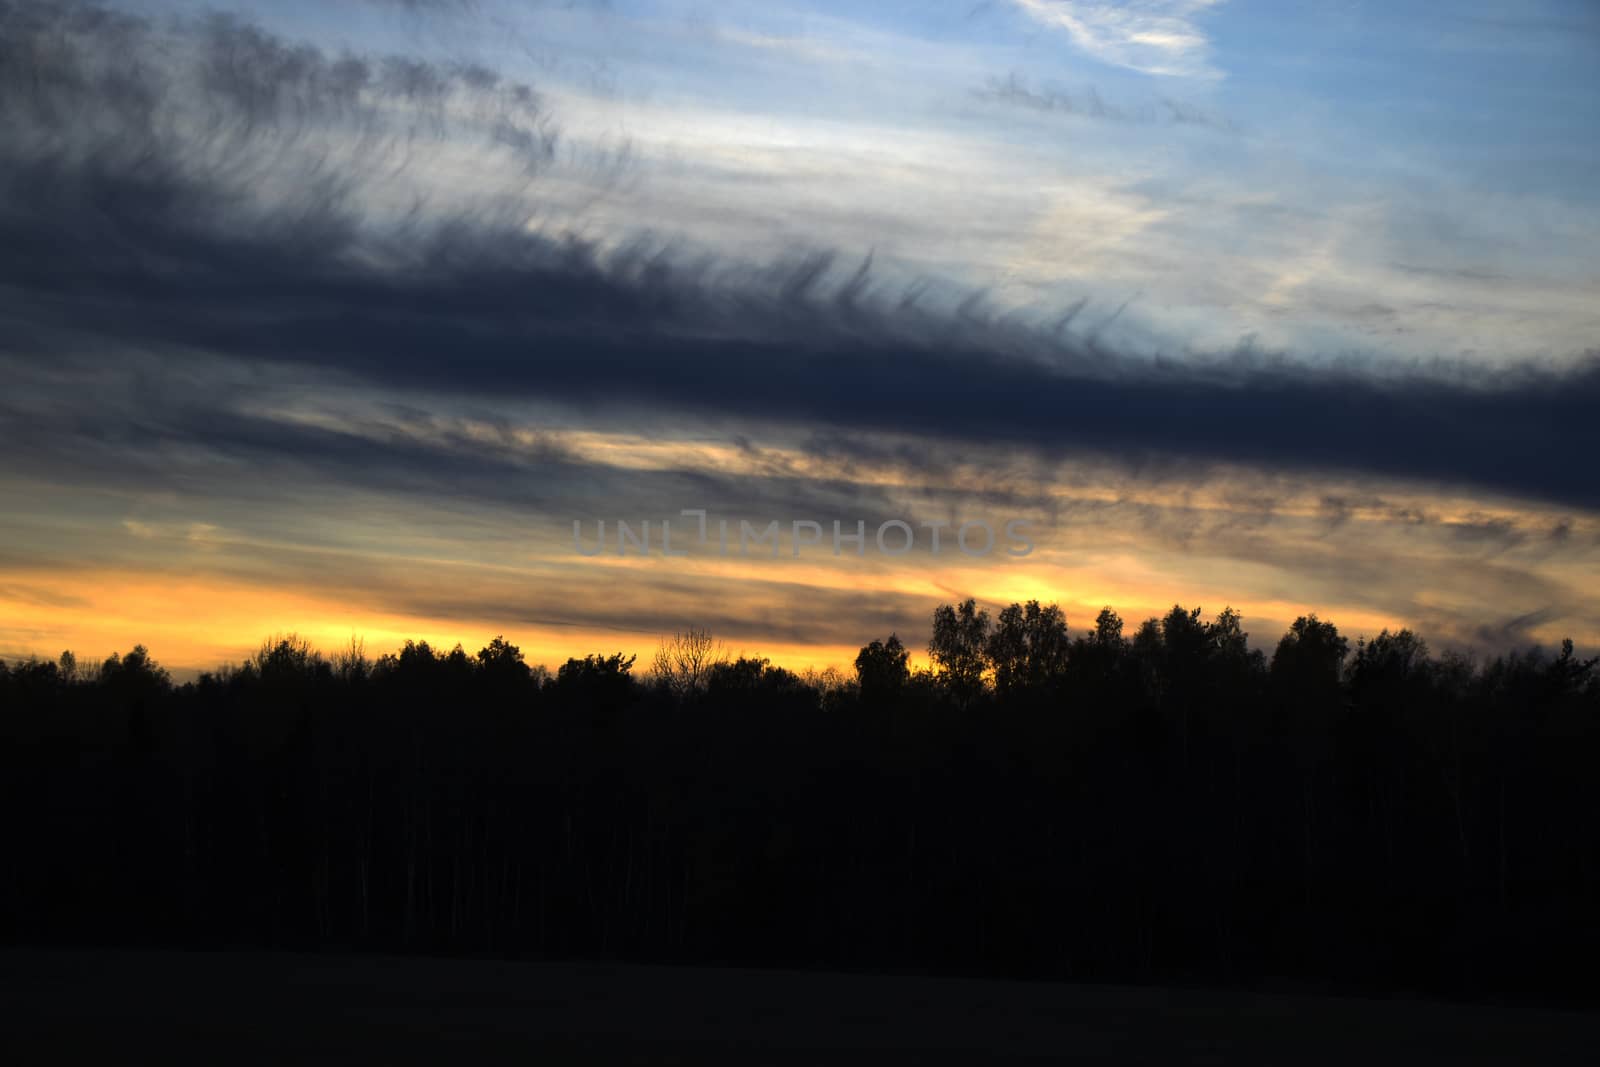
[[0, 542, 1579, 683], [3, 426, 1596, 682]]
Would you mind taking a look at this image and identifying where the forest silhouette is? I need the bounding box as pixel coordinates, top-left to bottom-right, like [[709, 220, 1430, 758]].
[[2, 600, 1596, 1003]]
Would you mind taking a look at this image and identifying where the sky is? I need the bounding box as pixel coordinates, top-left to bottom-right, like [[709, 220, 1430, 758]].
[[1, 0, 1597, 678]]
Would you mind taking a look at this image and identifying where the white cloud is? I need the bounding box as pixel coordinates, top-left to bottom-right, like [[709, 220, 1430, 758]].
[[1011, 0, 1227, 78], [710, 26, 868, 66]]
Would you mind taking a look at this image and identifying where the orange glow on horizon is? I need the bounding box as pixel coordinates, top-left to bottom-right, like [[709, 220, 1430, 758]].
[[1, 556, 1543, 685]]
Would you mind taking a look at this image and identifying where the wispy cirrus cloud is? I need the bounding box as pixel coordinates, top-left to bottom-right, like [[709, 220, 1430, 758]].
[[973, 72, 1236, 129], [1, 1, 1596, 513], [1011, 0, 1226, 78]]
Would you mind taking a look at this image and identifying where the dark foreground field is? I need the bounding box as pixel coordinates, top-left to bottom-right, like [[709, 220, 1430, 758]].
[[2, 950, 1594, 1065]]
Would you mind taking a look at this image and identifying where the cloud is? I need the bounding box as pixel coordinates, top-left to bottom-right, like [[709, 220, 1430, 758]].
[[0, 0, 564, 211], [1010, 0, 1226, 79], [973, 73, 1236, 130], [5, 140, 1596, 512], [0, 2, 1595, 513], [707, 24, 868, 66]]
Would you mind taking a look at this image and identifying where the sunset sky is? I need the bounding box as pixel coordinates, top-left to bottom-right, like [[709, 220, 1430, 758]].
[[2, 0, 1597, 678]]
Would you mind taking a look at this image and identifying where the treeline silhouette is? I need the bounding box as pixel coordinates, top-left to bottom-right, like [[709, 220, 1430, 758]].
[[2, 602, 1597, 1002]]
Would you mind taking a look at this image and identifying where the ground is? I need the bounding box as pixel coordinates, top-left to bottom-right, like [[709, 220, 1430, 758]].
[[2, 950, 1594, 1064]]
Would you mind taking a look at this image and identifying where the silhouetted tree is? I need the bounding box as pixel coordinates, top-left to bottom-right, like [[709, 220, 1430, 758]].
[[333, 634, 370, 682], [98, 644, 170, 691], [556, 652, 636, 714], [476, 635, 531, 684], [854, 634, 910, 704], [1271, 614, 1349, 697], [1351, 628, 1431, 698], [986, 600, 1070, 700], [651, 627, 726, 700], [929, 599, 990, 706], [1, 607, 1595, 1004]]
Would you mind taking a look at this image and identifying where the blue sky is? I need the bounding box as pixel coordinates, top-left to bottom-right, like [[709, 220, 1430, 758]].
[[199, 0, 1599, 365]]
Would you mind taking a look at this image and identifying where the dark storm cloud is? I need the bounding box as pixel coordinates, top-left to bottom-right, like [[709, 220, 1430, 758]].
[[2, 1, 1596, 512]]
